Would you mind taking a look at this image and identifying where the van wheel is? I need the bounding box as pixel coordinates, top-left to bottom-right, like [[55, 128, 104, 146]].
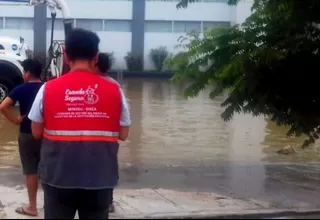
[[0, 77, 14, 103]]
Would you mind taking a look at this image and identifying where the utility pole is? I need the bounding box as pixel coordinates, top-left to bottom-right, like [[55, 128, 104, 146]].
[[33, 3, 47, 65]]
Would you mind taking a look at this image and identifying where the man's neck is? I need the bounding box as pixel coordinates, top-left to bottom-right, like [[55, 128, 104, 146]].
[[70, 62, 93, 72], [28, 78, 41, 83]]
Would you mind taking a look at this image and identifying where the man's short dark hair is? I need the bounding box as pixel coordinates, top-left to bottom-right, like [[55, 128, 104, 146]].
[[21, 59, 42, 78], [65, 28, 100, 61], [97, 53, 111, 74]]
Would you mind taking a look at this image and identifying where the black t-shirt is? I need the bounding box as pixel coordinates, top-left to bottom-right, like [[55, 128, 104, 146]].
[[9, 82, 43, 133]]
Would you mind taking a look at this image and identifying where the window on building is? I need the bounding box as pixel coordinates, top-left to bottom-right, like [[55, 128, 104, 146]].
[[173, 21, 201, 33], [203, 21, 230, 32], [75, 19, 103, 32], [104, 20, 131, 32], [47, 18, 65, 30], [0, 45, 4, 50], [0, 17, 3, 29], [145, 20, 172, 33], [5, 17, 33, 30]]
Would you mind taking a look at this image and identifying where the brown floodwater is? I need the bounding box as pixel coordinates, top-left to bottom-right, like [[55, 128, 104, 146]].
[[0, 78, 319, 169]]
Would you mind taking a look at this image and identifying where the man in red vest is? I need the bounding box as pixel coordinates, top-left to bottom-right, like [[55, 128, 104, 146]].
[[28, 28, 131, 219]]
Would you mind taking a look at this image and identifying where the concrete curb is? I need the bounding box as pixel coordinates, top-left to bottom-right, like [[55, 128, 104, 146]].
[[1, 205, 320, 219], [118, 208, 320, 219]]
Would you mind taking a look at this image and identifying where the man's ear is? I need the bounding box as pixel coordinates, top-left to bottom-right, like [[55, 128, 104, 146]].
[[23, 72, 31, 82], [94, 53, 99, 65]]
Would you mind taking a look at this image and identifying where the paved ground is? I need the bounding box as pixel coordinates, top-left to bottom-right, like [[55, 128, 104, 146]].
[[1, 162, 320, 219], [0, 186, 274, 219], [1, 186, 320, 219]]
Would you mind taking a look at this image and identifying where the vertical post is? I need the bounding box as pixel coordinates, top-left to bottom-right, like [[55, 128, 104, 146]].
[[131, 0, 146, 71], [33, 3, 47, 65]]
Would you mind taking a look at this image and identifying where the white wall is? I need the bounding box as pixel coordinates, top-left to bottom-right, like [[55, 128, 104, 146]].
[[47, 31, 131, 69], [230, 0, 254, 24], [145, 2, 231, 21], [0, 29, 131, 69], [0, 0, 132, 69], [0, 0, 132, 19], [144, 1, 253, 70], [144, 33, 180, 70], [0, 0, 253, 70], [143, 1, 232, 70]]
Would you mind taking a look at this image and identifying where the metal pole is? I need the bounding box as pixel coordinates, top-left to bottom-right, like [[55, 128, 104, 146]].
[[33, 3, 47, 65]]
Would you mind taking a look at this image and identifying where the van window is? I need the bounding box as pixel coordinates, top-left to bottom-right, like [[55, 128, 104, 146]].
[[0, 45, 4, 50]]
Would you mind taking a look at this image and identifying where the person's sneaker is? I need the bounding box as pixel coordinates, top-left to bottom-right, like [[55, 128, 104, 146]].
[[109, 204, 115, 213]]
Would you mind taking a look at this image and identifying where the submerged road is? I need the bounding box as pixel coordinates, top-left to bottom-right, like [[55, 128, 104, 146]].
[[1, 162, 320, 212]]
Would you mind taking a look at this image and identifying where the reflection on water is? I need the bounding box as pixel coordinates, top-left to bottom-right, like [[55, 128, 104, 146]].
[[0, 78, 320, 168]]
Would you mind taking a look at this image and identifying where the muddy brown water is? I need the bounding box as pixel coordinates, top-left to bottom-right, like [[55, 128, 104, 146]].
[[0, 78, 320, 169]]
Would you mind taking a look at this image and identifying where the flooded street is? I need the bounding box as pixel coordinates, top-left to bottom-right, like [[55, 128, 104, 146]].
[[1, 78, 320, 167], [119, 78, 319, 166], [1, 78, 320, 211]]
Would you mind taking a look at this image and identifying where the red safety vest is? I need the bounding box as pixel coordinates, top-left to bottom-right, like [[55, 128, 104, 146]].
[[43, 71, 121, 142], [39, 70, 122, 189]]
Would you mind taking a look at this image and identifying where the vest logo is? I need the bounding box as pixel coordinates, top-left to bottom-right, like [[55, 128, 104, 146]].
[[65, 84, 99, 105], [84, 85, 99, 104]]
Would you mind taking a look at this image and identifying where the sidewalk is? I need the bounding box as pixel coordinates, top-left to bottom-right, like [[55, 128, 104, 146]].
[[1, 185, 319, 219]]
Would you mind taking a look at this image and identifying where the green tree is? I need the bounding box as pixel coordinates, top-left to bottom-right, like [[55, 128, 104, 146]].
[[168, 0, 320, 147]]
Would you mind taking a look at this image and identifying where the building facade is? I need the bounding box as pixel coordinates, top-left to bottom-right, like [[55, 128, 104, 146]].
[[0, 0, 253, 70]]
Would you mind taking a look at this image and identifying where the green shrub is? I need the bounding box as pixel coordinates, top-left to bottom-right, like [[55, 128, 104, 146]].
[[124, 52, 143, 71], [150, 46, 169, 71]]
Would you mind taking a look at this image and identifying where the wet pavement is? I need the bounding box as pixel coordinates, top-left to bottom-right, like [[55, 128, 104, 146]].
[[1, 162, 320, 211], [1, 163, 320, 219], [1, 78, 320, 218], [0, 186, 276, 219]]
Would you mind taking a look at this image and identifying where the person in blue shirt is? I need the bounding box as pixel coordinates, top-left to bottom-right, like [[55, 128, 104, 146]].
[[0, 59, 43, 217]]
